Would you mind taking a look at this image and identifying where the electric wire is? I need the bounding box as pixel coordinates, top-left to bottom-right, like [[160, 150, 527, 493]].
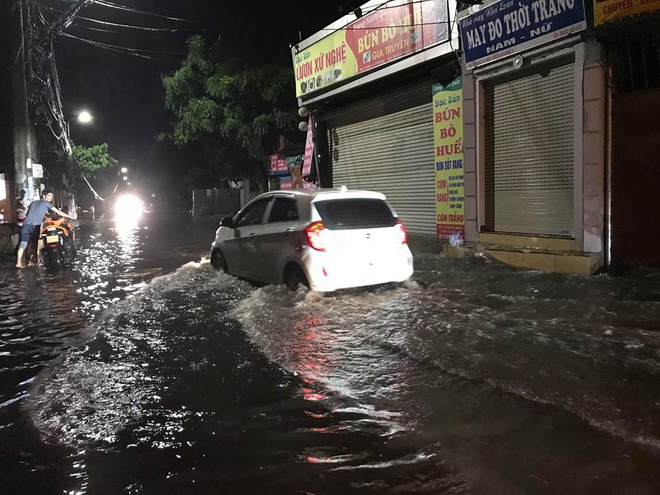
[[61, 32, 187, 58], [81, 174, 106, 201], [72, 15, 218, 33], [71, 25, 122, 34], [43, 0, 96, 41], [93, 0, 212, 25], [39, 3, 218, 33], [28, 0, 208, 158]]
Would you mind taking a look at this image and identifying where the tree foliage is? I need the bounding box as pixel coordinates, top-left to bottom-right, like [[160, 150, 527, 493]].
[[72, 143, 118, 173], [36, 131, 119, 203], [162, 35, 298, 184]]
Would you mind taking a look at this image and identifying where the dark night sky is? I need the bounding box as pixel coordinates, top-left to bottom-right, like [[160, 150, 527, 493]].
[[52, 0, 349, 194]]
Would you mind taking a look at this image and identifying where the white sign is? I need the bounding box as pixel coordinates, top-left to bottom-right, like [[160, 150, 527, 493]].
[[32, 163, 44, 179]]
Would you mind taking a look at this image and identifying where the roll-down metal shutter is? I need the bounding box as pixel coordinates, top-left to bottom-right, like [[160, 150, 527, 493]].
[[327, 88, 435, 234], [485, 61, 575, 237]]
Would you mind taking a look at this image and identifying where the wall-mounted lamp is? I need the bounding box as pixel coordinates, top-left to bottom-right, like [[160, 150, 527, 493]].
[[298, 106, 309, 118], [513, 55, 525, 70]]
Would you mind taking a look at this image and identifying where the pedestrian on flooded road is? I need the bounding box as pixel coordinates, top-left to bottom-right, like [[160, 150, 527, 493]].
[[16, 189, 74, 268]]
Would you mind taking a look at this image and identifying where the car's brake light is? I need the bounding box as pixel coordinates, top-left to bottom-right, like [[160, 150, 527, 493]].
[[305, 221, 326, 251], [396, 220, 408, 244]]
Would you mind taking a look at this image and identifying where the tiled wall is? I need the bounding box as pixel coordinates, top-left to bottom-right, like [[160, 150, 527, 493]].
[[462, 67, 479, 243], [581, 60, 607, 254]]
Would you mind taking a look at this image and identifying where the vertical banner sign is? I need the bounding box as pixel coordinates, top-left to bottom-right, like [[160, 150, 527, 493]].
[[302, 115, 314, 177], [433, 78, 464, 241]]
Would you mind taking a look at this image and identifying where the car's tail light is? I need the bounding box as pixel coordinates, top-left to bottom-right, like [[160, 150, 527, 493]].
[[305, 221, 326, 251], [396, 220, 408, 244]]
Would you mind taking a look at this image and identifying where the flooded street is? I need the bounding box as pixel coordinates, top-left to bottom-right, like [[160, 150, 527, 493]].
[[1, 212, 659, 494]]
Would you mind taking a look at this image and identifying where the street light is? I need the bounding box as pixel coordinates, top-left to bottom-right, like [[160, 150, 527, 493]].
[[77, 110, 92, 124], [121, 167, 128, 174], [67, 110, 93, 135], [59, 110, 94, 211]]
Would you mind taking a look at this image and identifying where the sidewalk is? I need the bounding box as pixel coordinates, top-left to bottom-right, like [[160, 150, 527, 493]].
[[407, 233, 445, 256]]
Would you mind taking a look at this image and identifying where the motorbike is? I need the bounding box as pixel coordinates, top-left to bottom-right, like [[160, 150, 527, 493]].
[[39, 216, 78, 270]]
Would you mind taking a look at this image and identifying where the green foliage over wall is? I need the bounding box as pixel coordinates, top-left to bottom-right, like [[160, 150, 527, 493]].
[[162, 35, 298, 185]]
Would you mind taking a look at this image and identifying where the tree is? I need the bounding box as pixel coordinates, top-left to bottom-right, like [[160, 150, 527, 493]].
[[71, 143, 119, 203], [71, 143, 118, 174], [40, 135, 119, 203], [162, 35, 299, 187]]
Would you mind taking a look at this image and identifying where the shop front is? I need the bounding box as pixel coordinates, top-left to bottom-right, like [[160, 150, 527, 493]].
[[458, 0, 608, 273]]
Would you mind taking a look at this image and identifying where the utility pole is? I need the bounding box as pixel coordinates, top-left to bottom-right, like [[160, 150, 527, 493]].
[[10, 0, 38, 206], [5, 0, 95, 215]]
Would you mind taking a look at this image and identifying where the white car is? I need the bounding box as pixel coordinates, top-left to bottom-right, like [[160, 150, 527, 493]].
[[210, 187, 414, 292]]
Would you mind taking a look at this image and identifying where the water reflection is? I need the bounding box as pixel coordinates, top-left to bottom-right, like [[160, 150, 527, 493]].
[[114, 219, 141, 241], [0, 268, 87, 413], [113, 223, 141, 262], [232, 287, 417, 461], [112, 193, 145, 261]]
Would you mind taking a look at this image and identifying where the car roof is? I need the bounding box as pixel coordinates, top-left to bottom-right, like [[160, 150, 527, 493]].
[[261, 187, 387, 202]]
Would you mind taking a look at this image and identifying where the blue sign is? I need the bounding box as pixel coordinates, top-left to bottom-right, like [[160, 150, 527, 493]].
[[458, 0, 586, 69]]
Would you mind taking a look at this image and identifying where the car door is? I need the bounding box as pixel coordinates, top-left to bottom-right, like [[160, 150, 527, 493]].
[[259, 196, 302, 283], [223, 197, 271, 279]]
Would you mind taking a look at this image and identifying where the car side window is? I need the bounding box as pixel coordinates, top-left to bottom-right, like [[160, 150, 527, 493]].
[[268, 197, 299, 223], [235, 198, 270, 227]]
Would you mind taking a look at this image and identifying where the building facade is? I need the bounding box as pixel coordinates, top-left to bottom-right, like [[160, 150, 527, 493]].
[[458, 0, 608, 273], [593, 2, 660, 264], [293, 0, 659, 273]]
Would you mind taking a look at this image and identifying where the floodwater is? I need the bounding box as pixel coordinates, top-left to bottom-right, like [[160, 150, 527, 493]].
[[1, 211, 659, 494]]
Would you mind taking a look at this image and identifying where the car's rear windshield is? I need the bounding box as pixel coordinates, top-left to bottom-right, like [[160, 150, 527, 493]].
[[314, 198, 396, 230]]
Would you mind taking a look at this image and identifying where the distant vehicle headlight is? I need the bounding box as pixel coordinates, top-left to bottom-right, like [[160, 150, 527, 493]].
[[114, 194, 144, 223]]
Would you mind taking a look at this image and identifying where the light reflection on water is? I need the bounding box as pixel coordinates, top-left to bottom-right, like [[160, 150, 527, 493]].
[[0, 216, 659, 493]]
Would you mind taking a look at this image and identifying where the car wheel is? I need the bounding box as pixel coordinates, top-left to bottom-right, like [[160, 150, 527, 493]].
[[210, 249, 227, 272], [285, 265, 308, 291]]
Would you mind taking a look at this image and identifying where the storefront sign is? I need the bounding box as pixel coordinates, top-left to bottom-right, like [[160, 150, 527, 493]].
[[594, 0, 660, 25], [269, 155, 288, 175], [280, 177, 293, 190], [280, 175, 315, 190], [293, 0, 449, 97], [433, 78, 464, 241], [459, 0, 586, 69], [286, 155, 303, 169]]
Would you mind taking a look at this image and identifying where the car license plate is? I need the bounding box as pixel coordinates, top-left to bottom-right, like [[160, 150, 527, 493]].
[[46, 235, 59, 243]]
